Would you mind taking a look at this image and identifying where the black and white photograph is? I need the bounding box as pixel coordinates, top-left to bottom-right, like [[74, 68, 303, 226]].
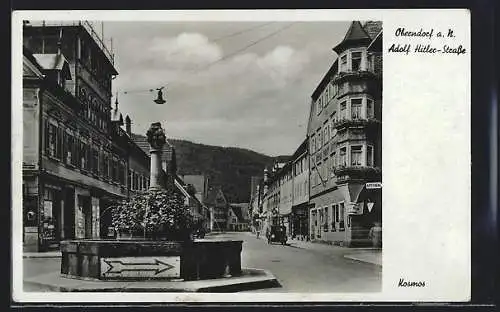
[[12, 9, 472, 303]]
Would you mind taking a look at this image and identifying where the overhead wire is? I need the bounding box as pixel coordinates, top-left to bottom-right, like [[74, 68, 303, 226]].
[[120, 22, 295, 95]]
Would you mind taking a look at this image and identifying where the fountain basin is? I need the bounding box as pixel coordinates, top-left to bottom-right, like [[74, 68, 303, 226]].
[[60, 239, 242, 281]]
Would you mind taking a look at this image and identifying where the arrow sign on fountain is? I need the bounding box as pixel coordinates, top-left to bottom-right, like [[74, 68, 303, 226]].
[[100, 257, 181, 279]]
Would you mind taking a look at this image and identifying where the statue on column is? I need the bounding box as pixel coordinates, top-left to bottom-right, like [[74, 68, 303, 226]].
[[146, 122, 167, 190]]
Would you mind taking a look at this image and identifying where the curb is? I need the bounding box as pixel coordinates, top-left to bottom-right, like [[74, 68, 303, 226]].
[[343, 255, 382, 267], [23, 253, 62, 259], [24, 268, 281, 293]]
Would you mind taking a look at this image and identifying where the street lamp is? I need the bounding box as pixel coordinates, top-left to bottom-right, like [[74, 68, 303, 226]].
[[154, 87, 166, 104]]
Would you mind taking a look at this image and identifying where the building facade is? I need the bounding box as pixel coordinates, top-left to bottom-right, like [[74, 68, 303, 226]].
[[290, 138, 310, 240], [22, 22, 128, 251], [307, 21, 382, 247]]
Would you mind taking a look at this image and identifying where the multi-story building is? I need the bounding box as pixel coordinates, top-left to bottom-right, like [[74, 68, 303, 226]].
[[22, 21, 127, 251], [227, 203, 250, 232], [290, 138, 310, 240], [278, 162, 293, 236], [307, 21, 382, 247]]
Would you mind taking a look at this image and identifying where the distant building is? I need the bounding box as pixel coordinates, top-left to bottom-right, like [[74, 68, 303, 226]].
[[204, 187, 229, 231], [227, 203, 250, 231]]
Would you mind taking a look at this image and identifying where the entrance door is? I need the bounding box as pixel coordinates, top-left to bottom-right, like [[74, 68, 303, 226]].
[[82, 197, 93, 239], [63, 188, 75, 239]]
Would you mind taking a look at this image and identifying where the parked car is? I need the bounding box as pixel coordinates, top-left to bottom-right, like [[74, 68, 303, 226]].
[[266, 225, 287, 245]]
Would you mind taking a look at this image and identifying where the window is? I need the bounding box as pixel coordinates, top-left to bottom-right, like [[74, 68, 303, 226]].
[[103, 154, 109, 179], [324, 125, 329, 144], [79, 142, 88, 171], [367, 99, 374, 118], [367, 145, 374, 167], [339, 202, 345, 231], [340, 101, 347, 120], [325, 89, 329, 106], [351, 146, 363, 166], [334, 204, 340, 222], [310, 136, 316, 154], [351, 51, 362, 71], [46, 123, 57, 158], [351, 98, 363, 119], [331, 152, 336, 177], [91, 148, 99, 174], [316, 99, 321, 115], [340, 55, 347, 72], [339, 147, 347, 167], [64, 134, 74, 165], [324, 206, 329, 231], [317, 130, 322, 150]]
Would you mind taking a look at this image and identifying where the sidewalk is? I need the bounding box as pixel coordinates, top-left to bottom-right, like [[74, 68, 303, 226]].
[[23, 251, 61, 259]]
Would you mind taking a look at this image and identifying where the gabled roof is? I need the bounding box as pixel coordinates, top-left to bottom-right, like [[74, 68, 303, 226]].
[[204, 187, 227, 206], [32, 53, 72, 80], [333, 21, 372, 54], [229, 205, 249, 222]]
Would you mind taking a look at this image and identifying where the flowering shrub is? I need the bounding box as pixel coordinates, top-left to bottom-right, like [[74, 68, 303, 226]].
[[111, 189, 195, 241]]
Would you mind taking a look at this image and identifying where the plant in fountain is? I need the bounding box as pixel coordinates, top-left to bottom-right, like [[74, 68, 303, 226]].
[[112, 187, 195, 241]]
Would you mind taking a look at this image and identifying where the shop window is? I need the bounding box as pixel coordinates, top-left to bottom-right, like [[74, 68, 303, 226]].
[[351, 145, 363, 167], [351, 51, 362, 71], [351, 98, 363, 119], [323, 207, 329, 231], [339, 202, 345, 231]]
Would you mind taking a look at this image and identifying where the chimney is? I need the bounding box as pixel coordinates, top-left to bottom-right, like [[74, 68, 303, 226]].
[[125, 115, 131, 135]]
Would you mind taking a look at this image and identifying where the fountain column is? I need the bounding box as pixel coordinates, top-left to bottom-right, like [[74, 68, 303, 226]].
[[146, 122, 166, 190]]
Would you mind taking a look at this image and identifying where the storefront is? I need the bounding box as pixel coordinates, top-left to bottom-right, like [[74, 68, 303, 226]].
[[308, 182, 381, 247], [291, 203, 309, 240]]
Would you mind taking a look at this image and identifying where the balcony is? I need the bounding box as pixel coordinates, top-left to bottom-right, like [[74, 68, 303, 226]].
[[334, 117, 381, 130], [332, 70, 380, 84], [333, 165, 381, 182]]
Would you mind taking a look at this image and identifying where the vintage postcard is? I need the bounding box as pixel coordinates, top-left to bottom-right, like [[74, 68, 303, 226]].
[[12, 9, 471, 303]]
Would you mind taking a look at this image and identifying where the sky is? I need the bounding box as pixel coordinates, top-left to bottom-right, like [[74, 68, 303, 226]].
[[101, 21, 350, 157]]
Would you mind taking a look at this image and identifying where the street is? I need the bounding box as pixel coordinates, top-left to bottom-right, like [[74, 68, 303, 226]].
[[23, 232, 381, 293]]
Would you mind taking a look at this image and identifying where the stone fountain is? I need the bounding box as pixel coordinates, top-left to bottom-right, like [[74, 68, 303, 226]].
[[25, 122, 279, 292]]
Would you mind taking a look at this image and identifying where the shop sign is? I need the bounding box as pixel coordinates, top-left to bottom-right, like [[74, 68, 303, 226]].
[[100, 257, 180, 279], [366, 182, 382, 189], [347, 203, 363, 215]]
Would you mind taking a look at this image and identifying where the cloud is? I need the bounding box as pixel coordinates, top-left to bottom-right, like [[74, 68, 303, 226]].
[[149, 32, 223, 68]]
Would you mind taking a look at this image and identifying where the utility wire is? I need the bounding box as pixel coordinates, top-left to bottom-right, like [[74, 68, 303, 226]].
[[121, 22, 275, 95], [121, 22, 295, 95]]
